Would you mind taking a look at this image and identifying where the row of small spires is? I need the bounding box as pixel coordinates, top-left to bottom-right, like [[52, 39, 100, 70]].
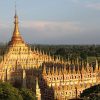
[[30, 47, 100, 65], [26, 47, 100, 65], [42, 59, 99, 75], [4, 46, 51, 56], [3, 44, 99, 64]]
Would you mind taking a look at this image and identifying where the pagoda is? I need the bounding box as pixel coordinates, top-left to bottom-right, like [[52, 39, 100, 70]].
[[0, 10, 52, 71]]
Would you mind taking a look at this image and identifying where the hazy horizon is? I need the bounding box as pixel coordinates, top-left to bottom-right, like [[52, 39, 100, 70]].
[[0, 0, 100, 44]]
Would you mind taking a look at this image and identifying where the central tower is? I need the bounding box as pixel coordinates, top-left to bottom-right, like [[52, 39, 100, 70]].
[[9, 10, 24, 45], [0, 6, 52, 77]]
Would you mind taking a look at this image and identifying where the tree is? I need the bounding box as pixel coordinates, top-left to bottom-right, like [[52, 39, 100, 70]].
[[80, 52, 87, 60], [19, 88, 36, 100], [0, 82, 36, 100], [80, 84, 100, 100], [0, 82, 22, 100]]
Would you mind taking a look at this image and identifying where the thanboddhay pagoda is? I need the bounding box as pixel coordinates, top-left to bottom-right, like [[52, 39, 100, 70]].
[[0, 10, 100, 100]]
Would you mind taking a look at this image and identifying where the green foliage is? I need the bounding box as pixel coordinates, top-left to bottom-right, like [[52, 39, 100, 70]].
[[19, 88, 36, 100], [0, 82, 36, 100], [80, 52, 87, 60], [30, 44, 100, 61], [80, 84, 100, 100], [55, 48, 68, 59], [0, 82, 22, 100]]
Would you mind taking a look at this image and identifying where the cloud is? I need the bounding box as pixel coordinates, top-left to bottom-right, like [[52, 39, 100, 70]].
[[0, 20, 100, 44], [19, 20, 100, 44], [86, 3, 100, 10], [21, 21, 81, 33], [71, 1, 100, 11]]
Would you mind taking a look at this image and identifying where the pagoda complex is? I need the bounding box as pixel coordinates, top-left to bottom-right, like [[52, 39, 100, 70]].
[[0, 11, 100, 100], [0, 11, 52, 70], [0, 11, 52, 100]]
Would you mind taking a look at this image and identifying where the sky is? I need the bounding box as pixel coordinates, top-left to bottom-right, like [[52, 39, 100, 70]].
[[0, 0, 100, 44]]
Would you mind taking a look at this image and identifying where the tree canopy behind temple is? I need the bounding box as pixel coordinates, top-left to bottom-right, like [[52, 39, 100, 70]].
[[0, 82, 36, 100], [80, 84, 100, 100]]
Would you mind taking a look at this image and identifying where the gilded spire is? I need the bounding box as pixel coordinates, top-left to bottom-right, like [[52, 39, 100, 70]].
[[36, 77, 39, 89], [48, 67, 51, 75], [13, 2, 20, 37], [81, 65, 85, 73], [22, 69, 26, 88], [55, 66, 58, 75], [52, 65, 55, 75], [36, 78, 41, 100], [77, 65, 80, 74], [76, 57, 79, 65], [42, 64, 47, 75], [95, 58, 99, 72], [63, 64, 67, 74], [86, 57, 89, 67], [9, 4, 24, 45]]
